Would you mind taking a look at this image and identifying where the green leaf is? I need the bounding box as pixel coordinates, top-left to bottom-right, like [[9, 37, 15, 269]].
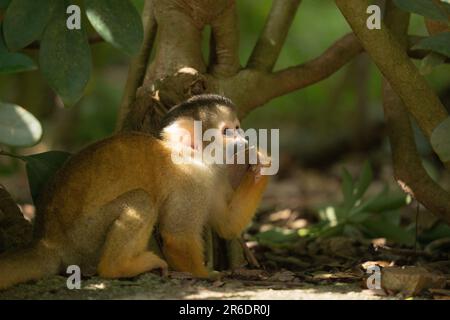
[[3, 0, 57, 51], [85, 0, 143, 56], [40, 1, 92, 106], [0, 52, 37, 74], [361, 217, 415, 246], [419, 222, 450, 242], [354, 161, 373, 199], [393, 0, 449, 21], [413, 32, 450, 58], [255, 228, 298, 245], [431, 116, 450, 162], [363, 192, 410, 213], [341, 168, 355, 208], [0, 24, 37, 74], [0, 102, 42, 147], [23, 151, 71, 202]]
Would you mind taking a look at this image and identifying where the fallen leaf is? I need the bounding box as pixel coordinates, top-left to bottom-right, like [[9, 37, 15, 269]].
[[268, 270, 297, 282], [381, 266, 446, 296]]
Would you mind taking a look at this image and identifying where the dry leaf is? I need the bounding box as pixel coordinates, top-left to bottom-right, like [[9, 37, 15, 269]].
[[381, 266, 446, 296]]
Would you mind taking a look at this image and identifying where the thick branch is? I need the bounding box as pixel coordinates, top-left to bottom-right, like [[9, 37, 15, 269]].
[[212, 33, 363, 117], [335, 0, 448, 149], [269, 33, 363, 96], [116, 0, 157, 130], [247, 0, 302, 71], [383, 2, 450, 224]]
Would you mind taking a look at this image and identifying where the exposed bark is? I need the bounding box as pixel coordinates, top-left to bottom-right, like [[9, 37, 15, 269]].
[[335, 0, 449, 165], [382, 2, 450, 224]]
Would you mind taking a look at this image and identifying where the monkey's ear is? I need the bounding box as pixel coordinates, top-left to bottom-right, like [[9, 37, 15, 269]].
[[161, 118, 201, 150]]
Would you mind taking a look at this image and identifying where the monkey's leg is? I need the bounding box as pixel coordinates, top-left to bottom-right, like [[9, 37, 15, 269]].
[[160, 230, 209, 278], [212, 169, 269, 239], [97, 189, 167, 278]]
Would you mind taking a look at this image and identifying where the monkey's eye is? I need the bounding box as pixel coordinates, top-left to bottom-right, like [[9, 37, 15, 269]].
[[223, 127, 233, 136]]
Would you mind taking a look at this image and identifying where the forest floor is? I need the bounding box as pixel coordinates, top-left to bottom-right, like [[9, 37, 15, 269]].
[[0, 271, 396, 300]]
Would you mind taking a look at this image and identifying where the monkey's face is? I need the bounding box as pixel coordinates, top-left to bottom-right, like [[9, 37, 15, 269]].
[[205, 104, 248, 157]]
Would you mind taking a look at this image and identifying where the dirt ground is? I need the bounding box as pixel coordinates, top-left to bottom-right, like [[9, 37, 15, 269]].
[[0, 272, 398, 300]]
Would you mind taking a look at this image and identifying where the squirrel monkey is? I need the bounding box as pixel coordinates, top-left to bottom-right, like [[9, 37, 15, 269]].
[[0, 94, 270, 290]]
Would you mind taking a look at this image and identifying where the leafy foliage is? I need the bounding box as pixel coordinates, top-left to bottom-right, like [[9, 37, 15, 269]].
[[0, 150, 72, 203], [413, 32, 450, 58], [0, 102, 42, 147], [393, 0, 450, 22], [21, 151, 72, 202], [0, 0, 144, 106], [40, 1, 92, 106], [0, 24, 37, 74], [85, 0, 143, 56], [309, 162, 414, 245], [3, 0, 57, 51]]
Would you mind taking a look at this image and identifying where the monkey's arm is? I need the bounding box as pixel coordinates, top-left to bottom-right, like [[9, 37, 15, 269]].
[[212, 167, 269, 239]]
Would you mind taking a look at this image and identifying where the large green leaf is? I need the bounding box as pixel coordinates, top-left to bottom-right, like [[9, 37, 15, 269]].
[[0, 52, 37, 74], [23, 151, 71, 202], [363, 192, 410, 213], [0, 102, 42, 147], [354, 161, 373, 199], [0, 24, 37, 74], [393, 0, 449, 21], [413, 32, 450, 58], [3, 0, 57, 51], [0, 150, 72, 203], [341, 168, 355, 209], [431, 116, 450, 162], [255, 228, 298, 245], [40, 1, 92, 106], [85, 0, 143, 56], [361, 218, 415, 246]]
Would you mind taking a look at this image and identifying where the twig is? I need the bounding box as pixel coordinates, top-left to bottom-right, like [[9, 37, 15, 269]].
[[238, 238, 260, 268]]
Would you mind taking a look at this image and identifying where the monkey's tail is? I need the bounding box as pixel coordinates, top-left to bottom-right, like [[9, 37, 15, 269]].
[[0, 240, 62, 290]]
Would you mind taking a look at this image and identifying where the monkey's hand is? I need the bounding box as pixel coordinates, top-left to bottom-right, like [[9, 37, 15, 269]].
[[250, 151, 271, 183]]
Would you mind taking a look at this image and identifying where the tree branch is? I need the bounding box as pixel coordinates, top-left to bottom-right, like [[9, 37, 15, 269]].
[[116, 0, 157, 130], [212, 33, 363, 117], [382, 1, 450, 224], [269, 33, 363, 96], [334, 0, 449, 153], [247, 0, 302, 71]]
